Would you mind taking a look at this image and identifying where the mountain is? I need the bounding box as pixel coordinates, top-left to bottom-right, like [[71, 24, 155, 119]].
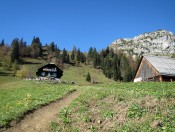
[[110, 30, 175, 56]]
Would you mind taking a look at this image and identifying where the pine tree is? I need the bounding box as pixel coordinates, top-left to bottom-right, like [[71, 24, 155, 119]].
[[71, 46, 76, 62], [120, 55, 133, 82], [104, 46, 110, 57], [87, 47, 93, 64], [112, 54, 121, 81], [55, 47, 60, 59], [80, 52, 86, 63], [86, 72, 91, 82], [76, 48, 81, 62], [19, 38, 27, 57], [123, 67, 133, 82], [93, 48, 97, 68], [62, 48, 67, 63], [31, 37, 42, 58], [11, 38, 20, 63], [50, 42, 55, 53], [62, 48, 70, 63], [0, 39, 5, 47], [100, 50, 105, 70]]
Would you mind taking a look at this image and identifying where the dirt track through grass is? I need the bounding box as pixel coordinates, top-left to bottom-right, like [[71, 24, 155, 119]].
[[3, 90, 80, 132]]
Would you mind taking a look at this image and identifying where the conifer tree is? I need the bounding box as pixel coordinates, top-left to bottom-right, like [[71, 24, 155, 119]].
[[80, 52, 86, 63], [0, 39, 5, 47], [71, 46, 76, 62], [87, 47, 93, 64], [50, 42, 55, 53], [76, 48, 81, 62], [55, 47, 60, 58], [31, 37, 42, 58], [86, 72, 91, 82], [11, 38, 19, 63], [112, 54, 121, 81], [62, 48, 67, 63], [19, 38, 27, 57]]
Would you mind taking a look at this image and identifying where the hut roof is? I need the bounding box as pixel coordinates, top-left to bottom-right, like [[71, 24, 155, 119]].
[[143, 55, 175, 76]]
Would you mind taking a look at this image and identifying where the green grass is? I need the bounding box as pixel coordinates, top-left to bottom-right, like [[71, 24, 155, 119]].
[[62, 65, 114, 85], [1, 58, 175, 131], [0, 76, 21, 84], [0, 80, 76, 127], [0, 66, 21, 84], [53, 82, 175, 132]]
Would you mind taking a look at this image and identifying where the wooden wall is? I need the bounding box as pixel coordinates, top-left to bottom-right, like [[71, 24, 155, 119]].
[[134, 57, 160, 81]]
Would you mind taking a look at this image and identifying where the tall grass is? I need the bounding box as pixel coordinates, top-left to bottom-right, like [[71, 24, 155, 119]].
[[0, 80, 76, 127], [53, 82, 175, 131]]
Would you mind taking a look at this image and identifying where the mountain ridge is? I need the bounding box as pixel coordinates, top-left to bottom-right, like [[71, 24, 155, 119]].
[[110, 29, 175, 56]]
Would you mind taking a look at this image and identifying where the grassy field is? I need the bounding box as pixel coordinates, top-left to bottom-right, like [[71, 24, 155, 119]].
[[62, 65, 114, 85], [0, 80, 76, 127], [1, 59, 175, 131], [0, 66, 21, 84], [52, 82, 175, 132]]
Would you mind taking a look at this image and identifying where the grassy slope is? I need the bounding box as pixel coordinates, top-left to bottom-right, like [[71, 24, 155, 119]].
[[62, 65, 114, 85], [0, 66, 21, 84], [0, 80, 76, 127], [53, 82, 175, 132], [0, 59, 113, 127], [18, 58, 47, 77], [2, 58, 175, 131]]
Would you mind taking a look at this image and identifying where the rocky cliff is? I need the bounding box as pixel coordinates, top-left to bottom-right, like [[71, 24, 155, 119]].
[[110, 30, 175, 55]]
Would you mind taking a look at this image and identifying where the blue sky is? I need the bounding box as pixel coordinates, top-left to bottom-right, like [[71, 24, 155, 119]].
[[0, 0, 174, 51]]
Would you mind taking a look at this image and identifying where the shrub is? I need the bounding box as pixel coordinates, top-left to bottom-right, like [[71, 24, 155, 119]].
[[86, 72, 91, 82]]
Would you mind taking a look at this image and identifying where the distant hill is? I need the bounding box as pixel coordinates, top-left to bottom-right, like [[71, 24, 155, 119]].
[[110, 29, 175, 56], [12, 57, 114, 85], [61, 65, 114, 85]]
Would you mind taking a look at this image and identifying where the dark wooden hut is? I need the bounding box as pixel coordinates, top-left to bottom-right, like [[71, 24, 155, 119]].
[[36, 63, 63, 79], [134, 55, 175, 82]]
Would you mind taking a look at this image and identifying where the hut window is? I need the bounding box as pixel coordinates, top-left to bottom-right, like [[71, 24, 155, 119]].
[[41, 72, 46, 76], [52, 73, 57, 77]]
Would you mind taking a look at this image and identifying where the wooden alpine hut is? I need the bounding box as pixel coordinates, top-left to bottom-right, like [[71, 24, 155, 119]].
[[134, 55, 175, 82], [36, 63, 63, 79]]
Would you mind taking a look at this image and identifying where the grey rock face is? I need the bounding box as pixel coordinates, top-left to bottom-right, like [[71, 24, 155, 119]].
[[110, 30, 175, 55]]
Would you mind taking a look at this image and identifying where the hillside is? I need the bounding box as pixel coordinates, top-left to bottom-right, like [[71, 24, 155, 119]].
[[110, 29, 175, 56], [3, 57, 114, 85], [62, 65, 114, 85]]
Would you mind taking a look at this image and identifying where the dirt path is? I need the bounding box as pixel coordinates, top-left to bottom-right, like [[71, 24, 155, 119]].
[[3, 90, 80, 132]]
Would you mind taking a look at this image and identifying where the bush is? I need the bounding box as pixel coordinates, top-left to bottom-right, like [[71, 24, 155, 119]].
[[86, 72, 91, 82]]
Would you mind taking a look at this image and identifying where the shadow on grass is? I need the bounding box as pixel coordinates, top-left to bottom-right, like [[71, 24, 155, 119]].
[[22, 61, 42, 65], [0, 71, 13, 76]]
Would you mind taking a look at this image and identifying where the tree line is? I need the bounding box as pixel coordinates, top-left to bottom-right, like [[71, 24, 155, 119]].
[[86, 47, 139, 82], [0, 37, 139, 81]]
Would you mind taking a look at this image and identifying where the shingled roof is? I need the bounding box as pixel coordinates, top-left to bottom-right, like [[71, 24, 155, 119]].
[[144, 55, 175, 76]]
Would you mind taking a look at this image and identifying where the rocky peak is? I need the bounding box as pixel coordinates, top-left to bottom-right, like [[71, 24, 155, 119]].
[[110, 30, 175, 56]]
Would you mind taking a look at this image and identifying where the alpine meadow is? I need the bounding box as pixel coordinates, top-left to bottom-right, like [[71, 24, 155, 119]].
[[1, 0, 175, 131]]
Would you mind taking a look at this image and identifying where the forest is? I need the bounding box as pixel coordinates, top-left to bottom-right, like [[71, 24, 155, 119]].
[[0, 37, 139, 82]]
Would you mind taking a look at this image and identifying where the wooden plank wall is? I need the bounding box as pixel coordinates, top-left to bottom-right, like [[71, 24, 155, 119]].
[[135, 57, 160, 81]]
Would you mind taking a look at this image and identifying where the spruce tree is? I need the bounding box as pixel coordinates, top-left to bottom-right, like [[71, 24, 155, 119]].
[[76, 48, 81, 62], [71, 46, 76, 62], [112, 54, 121, 81], [19, 38, 27, 57], [50, 42, 55, 53], [87, 47, 93, 64], [80, 52, 86, 63], [11, 38, 20, 63], [31, 37, 42, 58], [0, 39, 5, 47], [62, 48, 67, 63], [86, 72, 91, 82]]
